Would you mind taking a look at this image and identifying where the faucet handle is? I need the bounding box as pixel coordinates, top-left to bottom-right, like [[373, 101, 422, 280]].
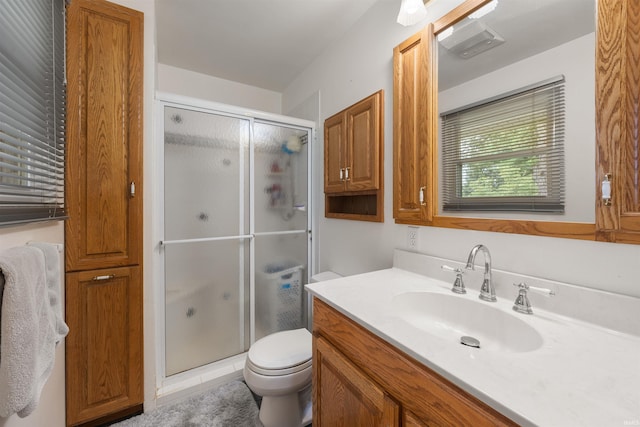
[[512, 282, 556, 297], [512, 283, 555, 315], [441, 265, 466, 294]]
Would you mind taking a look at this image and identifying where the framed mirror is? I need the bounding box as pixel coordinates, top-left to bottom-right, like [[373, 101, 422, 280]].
[[428, 0, 598, 238]]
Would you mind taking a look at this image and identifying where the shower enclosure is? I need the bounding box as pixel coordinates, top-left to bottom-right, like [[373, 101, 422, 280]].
[[156, 94, 313, 381]]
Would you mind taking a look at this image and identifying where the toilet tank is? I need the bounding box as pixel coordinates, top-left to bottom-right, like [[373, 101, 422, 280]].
[[311, 271, 342, 283]]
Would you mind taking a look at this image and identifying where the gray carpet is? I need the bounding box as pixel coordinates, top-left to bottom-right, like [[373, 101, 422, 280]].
[[112, 380, 262, 427]]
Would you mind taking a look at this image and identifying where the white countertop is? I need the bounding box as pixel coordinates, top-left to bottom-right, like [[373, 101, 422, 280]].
[[306, 267, 640, 427]]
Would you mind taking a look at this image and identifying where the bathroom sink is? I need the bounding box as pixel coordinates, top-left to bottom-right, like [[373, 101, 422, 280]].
[[391, 292, 543, 353]]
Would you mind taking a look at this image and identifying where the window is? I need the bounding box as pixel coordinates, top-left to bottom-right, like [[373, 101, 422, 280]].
[[0, 0, 66, 226], [441, 76, 565, 212]]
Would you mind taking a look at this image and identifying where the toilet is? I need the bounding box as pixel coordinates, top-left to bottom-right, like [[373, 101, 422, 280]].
[[243, 271, 342, 427]]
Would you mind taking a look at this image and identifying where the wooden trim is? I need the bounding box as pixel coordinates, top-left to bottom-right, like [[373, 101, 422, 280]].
[[431, 216, 596, 240], [432, 0, 491, 34]]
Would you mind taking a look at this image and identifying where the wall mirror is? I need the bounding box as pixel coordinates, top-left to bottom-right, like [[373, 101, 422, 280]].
[[434, 0, 597, 229]]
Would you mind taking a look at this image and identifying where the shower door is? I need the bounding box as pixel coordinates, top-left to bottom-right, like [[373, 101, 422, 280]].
[[163, 106, 251, 376], [160, 102, 311, 377], [253, 121, 310, 341]]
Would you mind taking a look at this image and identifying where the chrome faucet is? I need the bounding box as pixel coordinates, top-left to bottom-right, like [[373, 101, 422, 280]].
[[465, 244, 496, 302], [512, 282, 556, 314]]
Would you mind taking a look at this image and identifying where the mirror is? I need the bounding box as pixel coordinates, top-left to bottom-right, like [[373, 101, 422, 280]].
[[436, 0, 596, 223]]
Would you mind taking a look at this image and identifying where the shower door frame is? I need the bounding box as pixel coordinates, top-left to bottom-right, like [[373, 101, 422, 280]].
[[154, 92, 314, 392]]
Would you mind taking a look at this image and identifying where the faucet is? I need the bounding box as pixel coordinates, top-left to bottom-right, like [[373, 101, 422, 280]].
[[465, 244, 496, 302]]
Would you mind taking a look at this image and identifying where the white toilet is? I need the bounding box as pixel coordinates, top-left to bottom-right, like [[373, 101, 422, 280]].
[[243, 271, 342, 427]]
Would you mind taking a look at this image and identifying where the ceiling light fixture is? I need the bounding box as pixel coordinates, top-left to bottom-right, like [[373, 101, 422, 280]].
[[396, 0, 428, 27]]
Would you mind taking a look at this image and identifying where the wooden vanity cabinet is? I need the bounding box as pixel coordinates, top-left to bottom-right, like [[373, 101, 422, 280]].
[[324, 90, 384, 221], [595, 0, 640, 244], [312, 299, 517, 427], [65, 0, 144, 425]]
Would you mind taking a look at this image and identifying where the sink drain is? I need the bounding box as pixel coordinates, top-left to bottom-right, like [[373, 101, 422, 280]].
[[460, 336, 480, 348]]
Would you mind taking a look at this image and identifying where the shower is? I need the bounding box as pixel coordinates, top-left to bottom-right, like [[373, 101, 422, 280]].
[[156, 94, 313, 387]]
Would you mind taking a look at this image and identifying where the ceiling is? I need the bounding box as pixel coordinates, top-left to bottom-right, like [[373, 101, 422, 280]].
[[156, 0, 596, 94], [156, 0, 381, 93]]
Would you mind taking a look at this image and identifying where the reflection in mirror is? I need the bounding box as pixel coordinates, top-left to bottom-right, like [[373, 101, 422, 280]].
[[437, 0, 596, 222]]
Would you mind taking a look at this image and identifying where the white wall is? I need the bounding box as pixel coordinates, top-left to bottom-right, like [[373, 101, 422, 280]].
[[157, 64, 282, 114], [282, 0, 640, 298]]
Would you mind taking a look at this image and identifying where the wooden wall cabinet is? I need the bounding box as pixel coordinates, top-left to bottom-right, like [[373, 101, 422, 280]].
[[595, 0, 640, 244], [393, 26, 433, 224], [324, 90, 384, 221], [65, 0, 144, 425], [312, 299, 517, 427]]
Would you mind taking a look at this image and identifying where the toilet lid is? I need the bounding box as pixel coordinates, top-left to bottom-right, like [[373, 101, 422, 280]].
[[248, 328, 312, 370]]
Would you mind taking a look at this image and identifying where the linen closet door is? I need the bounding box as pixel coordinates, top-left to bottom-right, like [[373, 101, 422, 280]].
[[65, 0, 144, 425]]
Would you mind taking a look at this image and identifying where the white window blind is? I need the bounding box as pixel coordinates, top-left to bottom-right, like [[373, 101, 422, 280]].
[[441, 76, 565, 212], [0, 0, 67, 226]]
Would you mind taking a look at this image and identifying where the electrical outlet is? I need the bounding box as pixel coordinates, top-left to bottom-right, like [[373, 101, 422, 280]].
[[407, 226, 419, 250]]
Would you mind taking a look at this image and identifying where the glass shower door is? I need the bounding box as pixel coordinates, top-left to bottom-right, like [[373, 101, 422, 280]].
[[163, 106, 250, 376], [253, 121, 310, 341]]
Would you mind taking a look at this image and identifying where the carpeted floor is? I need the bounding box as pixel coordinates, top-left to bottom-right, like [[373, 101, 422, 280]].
[[111, 380, 262, 427]]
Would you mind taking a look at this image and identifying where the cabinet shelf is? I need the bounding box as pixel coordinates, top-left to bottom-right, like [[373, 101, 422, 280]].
[[325, 192, 382, 222]]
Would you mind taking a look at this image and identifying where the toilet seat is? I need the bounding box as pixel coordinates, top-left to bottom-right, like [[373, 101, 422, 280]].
[[247, 328, 312, 376]]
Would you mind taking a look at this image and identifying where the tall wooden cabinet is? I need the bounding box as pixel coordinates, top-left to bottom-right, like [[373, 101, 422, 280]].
[[65, 0, 144, 425], [324, 90, 384, 221], [392, 26, 434, 224], [595, 0, 640, 244]]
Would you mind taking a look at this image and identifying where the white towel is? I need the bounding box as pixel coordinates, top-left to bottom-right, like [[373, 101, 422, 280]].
[[28, 243, 69, 340], [0, 245, 68, 418]]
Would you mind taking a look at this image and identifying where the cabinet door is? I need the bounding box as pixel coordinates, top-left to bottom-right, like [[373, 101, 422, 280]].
[[345, 91, 383, 191], [313, 336, 400, 427], [595, 0, 640, 243], [65, 0, 143, 271], [393, 25, 434, 223], [65, 266, 143, 426], [325, 112, 347, 193]]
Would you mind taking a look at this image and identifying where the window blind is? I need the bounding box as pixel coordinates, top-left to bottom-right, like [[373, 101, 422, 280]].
[[0, 0, 67, 226], [441, 76, 565, 212]]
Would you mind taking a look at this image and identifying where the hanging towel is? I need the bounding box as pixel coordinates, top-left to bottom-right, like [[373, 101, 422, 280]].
[[0, 245, 68, 418], [28, 242, 69, 340]]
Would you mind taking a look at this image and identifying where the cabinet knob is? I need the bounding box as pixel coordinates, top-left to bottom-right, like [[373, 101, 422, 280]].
[[339, 168, 344, 181], [345, 167, 350, 181], [130, 181, 136, 198], [419, 186, 426, 206]]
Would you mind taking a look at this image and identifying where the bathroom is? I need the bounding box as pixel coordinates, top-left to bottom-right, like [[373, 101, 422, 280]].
[[0, 0, 638, 426]]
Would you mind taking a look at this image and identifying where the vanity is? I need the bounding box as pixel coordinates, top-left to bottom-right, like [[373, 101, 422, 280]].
[[306, 250, 640, 426]]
